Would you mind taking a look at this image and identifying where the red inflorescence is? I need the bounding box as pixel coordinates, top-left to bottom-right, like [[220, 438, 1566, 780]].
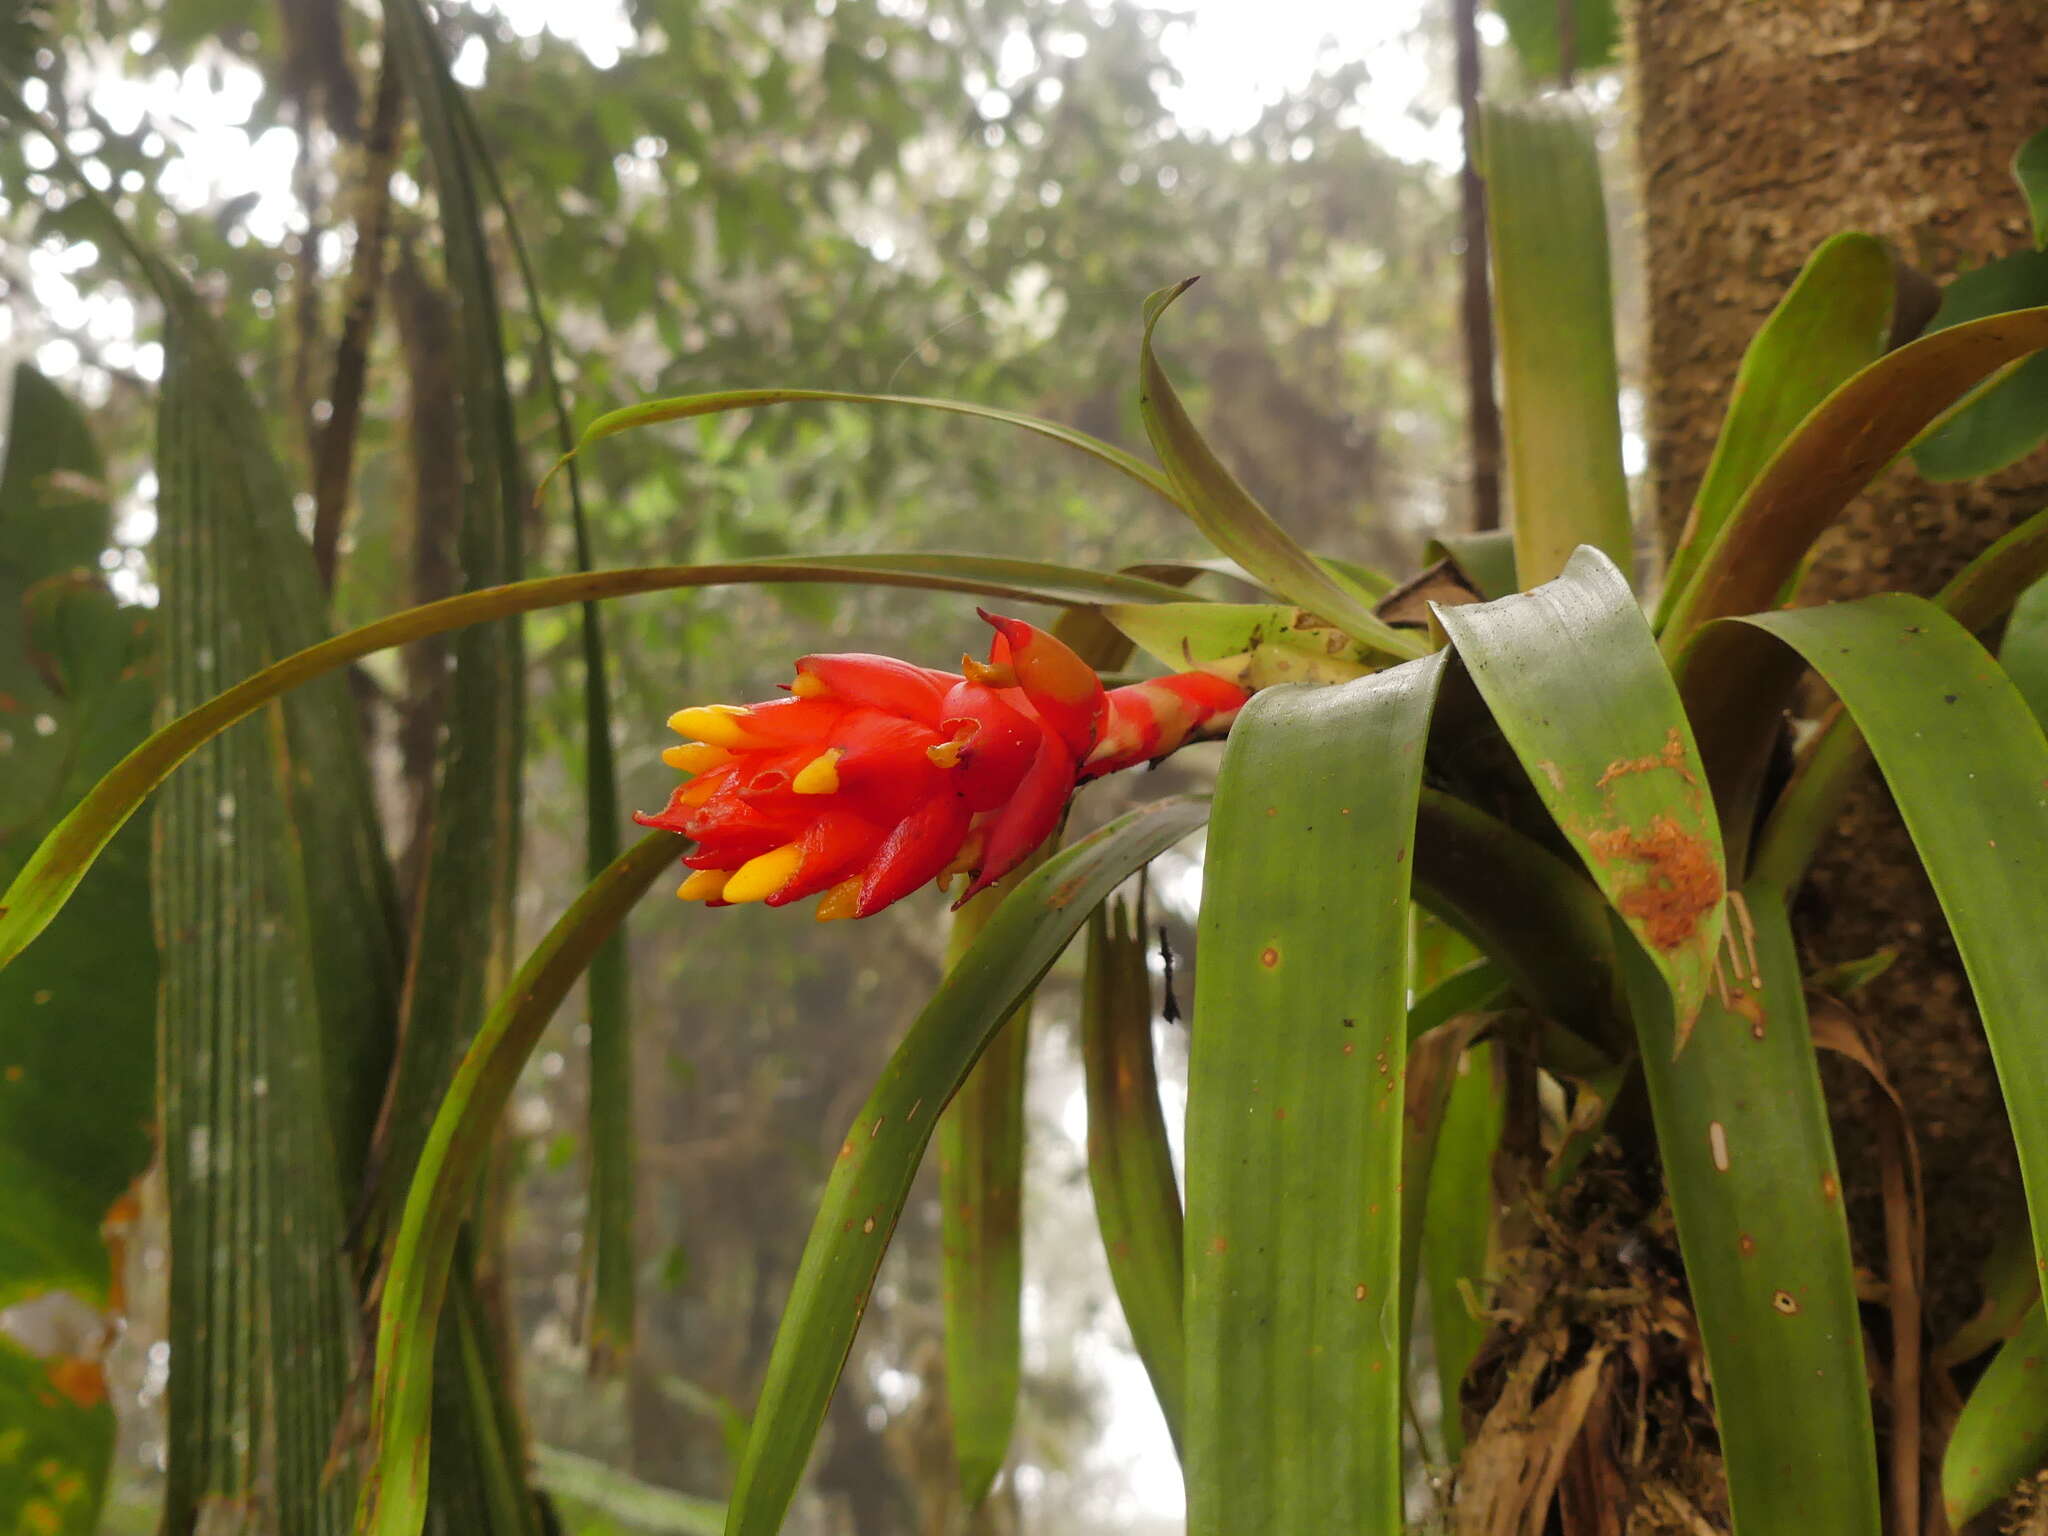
[[634, 610, 1249, 920]]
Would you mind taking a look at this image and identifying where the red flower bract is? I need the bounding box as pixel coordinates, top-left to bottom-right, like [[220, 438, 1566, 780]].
[[633, 611, 1250, 920]]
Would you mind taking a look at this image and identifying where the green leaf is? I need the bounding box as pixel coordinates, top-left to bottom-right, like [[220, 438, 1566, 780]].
[[1424, 529, 1519, 601], [1660, 303, 2048, 654], [362, 833, 677, 1536], [1491, 0, 1619, 78], [532, 1446, 726, 1536], [1729, 597, 2048, 1329], [1912, 252, 2048, 481], [1137, 281, 1426, 660], [1478, 102, 1633, 590], [0, 554, 1194, 980], [0, 1339, 108, 1536], [2002, 575, 2048, 727], [1102, 600, 1382, 688], [1943, 1299, 2048, 1524], [1420, 1038, 1502, 1464], [726, 797, 1210, 1536], [1080, 898, 1185, 1450], [1655, 234, 1893, 628], [1434, 546, 1726, 1041], [1185, 651, 1447, 1534], [937, 874, 1040, 1506], [550, 387, 1182, 510], [2015, 128, 2048, 251], [1618, 883, 1880, 1536]]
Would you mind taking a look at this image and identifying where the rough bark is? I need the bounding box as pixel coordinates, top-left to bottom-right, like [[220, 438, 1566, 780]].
[[1630, 1, 2048, 1525]]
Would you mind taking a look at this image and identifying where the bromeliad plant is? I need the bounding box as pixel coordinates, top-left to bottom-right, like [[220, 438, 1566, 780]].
[[15, 96, 2048, 1536]]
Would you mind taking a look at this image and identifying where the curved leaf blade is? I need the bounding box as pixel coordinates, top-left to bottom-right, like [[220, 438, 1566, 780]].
[[1655, 234, 1893, 626], [1434, 546, 1726, 1039], [1942, 1299, 2048, 1525], [1661, 303, 2048, 653], [361, 832, 677, 1536], [1185, 651, 1447, 1534], [1102, 600, 1381, 688], [0, 554, 1191, 976], [727, 797, 1210, 1536], [1137, 281, 1426, 660], [1911, 252, 2048, 482], [1732, 597, 2048, 1311], [549, 387, 1181, 509]]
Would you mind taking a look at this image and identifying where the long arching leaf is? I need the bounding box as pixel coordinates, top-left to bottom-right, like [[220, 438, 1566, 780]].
[[1184, 651, 1447, 1534], [726, 797, 1210, 1536], [361, 832, 677, 1536], [0, 554, 1192, 976]]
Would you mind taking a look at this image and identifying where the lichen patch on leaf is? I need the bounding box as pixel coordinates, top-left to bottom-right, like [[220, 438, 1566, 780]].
[[1587, 814, 1723, 951]]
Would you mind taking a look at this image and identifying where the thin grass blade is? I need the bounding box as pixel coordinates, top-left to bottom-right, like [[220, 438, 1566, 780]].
[[1184, 651, 1447, 1534], [726, 797, 1209, 1536]]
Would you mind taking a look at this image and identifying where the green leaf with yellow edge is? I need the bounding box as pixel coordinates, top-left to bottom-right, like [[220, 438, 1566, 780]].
[[1081, 897, 1185, 1450], [1618, 882, 1880, 1536], [1185, 650, 1447, 1534], [1728, 597, 2048, 1330], [1943, 1299, 2048, 1525], [1102, 600, 1381, 688], [1434, 546, 1726, 1042], [0, 553, 1194, 980], [1660, 303, 2048, 655], [1479, 101, 1633, 590], [726, 797, 1210, 1536], [549, 387, 1181, 510], [1655, 234, 1893, 627], [361, 832, 677, 1536], [1138, 281, 1426, 661]]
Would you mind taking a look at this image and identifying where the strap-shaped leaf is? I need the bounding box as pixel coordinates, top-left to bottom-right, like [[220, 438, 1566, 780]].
[[1619, 883, 1880, 1536], [1103, 600, 1381, 688], [726, 797, 1209, 1536], [549, 387, 1181, 509], [0, 554, 1192, 977], [1185, 651, 1447, 1534], [1479, 102, 1633, 589], [362, 832, 676, 1536], [1942, 1299, 2048, 1525], [1661, 303, 2048, 654], [1655, 234, 1893, 627], [1732, 597, 2048, 1304], [1434, 546, 1726, 1041], [1081, 898, 1185, 1449], [1138, 281, 1425, 660]]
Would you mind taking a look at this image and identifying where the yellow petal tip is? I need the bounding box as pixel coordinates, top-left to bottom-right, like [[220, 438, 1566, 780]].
[[676, 869, 729, 902], [792, 748, 843, 795], [663, 743, 732, 774], [723, 843, 804, 904], [816, 878, 861, 922], [790, 670, 828, 698], [668, 705, 757, 747]]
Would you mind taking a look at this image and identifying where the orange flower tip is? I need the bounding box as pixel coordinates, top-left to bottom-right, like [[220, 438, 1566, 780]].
[[723, 844, 804, 904], [676, 869, 730, 903], [960, 654, 1018, 689], [791, 748, 843, 795], [668, 705, 759, 747], [815, 878, 862, 922], [790, 670, 829, 698], [662, 743, 732, 774]]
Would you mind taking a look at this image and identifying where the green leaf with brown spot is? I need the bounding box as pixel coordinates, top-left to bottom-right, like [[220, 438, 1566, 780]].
[[1942, 1299, 2048, 1525], [1185, 651, 1447, 1534], [1434, 546, 1726, 1041], [1102, 600, 1381, 688]]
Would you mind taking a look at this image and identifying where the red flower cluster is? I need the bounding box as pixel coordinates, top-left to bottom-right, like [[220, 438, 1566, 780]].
[[634, 610, 1248, 919]]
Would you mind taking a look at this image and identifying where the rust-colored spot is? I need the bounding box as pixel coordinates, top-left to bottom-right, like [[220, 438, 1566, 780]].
[[1587, 815, 1723, 950], [1822, 1174, 1840, 1202], [3, 1066, 20, 1084], [1259, 946, 1281, 969], [1048, 871, 1092, 908], [1354, 1284, 1368, 1301], [1738, 1233, 1757, 1257], [45, 1358, 104, 1409], [1595, 727, 1697, 790], [1208, 1234, 1229, 1255], [2026, 1356, 2042, 1371], [862, 1216, 876, 1235], [1274, 1107, 1288, 1122], [838, 1140, 854, 1160], [1371, 1360, 1384, 1373], [1772, 1290, 1801, 1316], [1341, 1042, 1355, 1056], [23, 1500, 60, 1536], [1536, 760, 1565, 793], [1265, 806, 1279, 818]]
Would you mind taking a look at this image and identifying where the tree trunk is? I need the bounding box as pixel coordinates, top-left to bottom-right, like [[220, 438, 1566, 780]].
[[1628, 1, 2048, 1525]]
